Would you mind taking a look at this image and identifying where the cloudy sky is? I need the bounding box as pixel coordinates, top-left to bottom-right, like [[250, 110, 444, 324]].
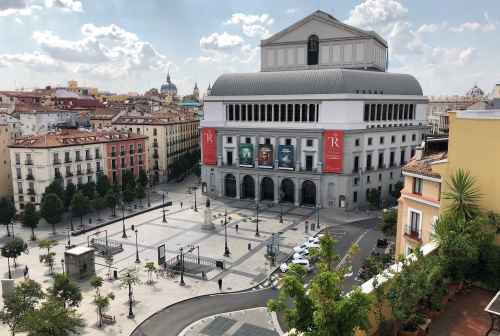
[[0, 0, 498, 96]]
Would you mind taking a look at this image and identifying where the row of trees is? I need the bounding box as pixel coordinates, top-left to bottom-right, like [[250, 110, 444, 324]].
[[366, 181, 404, 210], [169, 149, 201, 179], [0, 169, 152, 238]]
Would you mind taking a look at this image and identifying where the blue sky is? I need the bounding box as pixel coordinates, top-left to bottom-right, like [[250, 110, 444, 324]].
[[0, 0, 499, 97]]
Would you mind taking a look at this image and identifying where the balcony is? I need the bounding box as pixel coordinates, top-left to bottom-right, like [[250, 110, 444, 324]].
[[138, 161, 143, 165], [76, 170, 83, 176], [53, 159, 61, 165], [153, 142, 158, 148], [95, 154, 101, 159], [66, 172, 73, 177], [366, 166, 373, 171], [27, 188, 35, 195], [75, 157, 82, 162], [153, 165, 160, 170], [18, 189, 24, 194], [86, 169, 93, 174], [130, 150, 135, 155], [153, 152, 159, 159], [111, 152, 117, 158], [138, 148, 143, 153], [404, 230, 421, 242], [96, 168, 103, 174], [16, 175, 22, 180], [55, 172, 62, 179], [85, 155, 92, 161], [15, 160, 20, 165], [25, 160, 33, 165], [64, 158, 71, 163], [120, 151, 125, 156], [26, 174, 34, 180]]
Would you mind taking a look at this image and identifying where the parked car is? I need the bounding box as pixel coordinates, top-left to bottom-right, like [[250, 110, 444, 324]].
[[292, 258, 312, 271], [293, 250, 309, 260], [293, 243, 309, 253], [280, 263, 289, 273]]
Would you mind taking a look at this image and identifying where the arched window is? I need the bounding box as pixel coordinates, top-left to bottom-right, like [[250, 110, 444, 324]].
[[307, 35, 319, 65]]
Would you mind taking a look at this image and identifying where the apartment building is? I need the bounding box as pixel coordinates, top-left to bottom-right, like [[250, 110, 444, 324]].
[[396, 109, 500, 256], [9, 129, 147, 211], [112, 115, 199, 183]]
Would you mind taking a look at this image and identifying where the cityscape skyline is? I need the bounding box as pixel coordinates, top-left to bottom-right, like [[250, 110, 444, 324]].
[[0, 0, 499, 96]]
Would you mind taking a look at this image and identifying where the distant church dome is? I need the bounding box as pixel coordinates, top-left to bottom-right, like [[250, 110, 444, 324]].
[[466, 84, 484, 97], [160, 72, 178, 96]]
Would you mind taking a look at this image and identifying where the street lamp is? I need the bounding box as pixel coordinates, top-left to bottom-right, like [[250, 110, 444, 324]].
[[192, 186, 198, 212], [279, 206, 283, 224], [126, 272, 134, 318], [255, 201, 260, 237], [6, 255, 11, 279], [121, 201, 128, 239], [134, 229, 140, 263], [316, 204, 320, 229], [179, 247, 185, 286], [162, 192, 167, 223], [66, 228, 71, 248], [61, 259, 65, 275], [147, 172, 152, 208], [223, 209, 230, 257]]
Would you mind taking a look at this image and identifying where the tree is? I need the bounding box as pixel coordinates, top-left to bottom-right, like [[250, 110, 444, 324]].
[[105, 191, 118, 217], [23, 299, 84, 336], [40, 194, 64, 235], [43, 181, 64, 203], [443, 168, 481, 221], [63, 183, 76, 210], [104, 256, 113, 280], [367, 188, 381, 209], [93, 292, 114, 328], [70, 192, 90, 227], [136, 184, 145, 207], [119, 270, 141, 306], [96, 174, 110, 197], [121, 170, 136, 190], [90, 276, 103, 296], [38, 239, 58, 275], [380, 209, 397, 237], [137, 168, 148, 188], [91, 197, 105, 221], [80, 182, 96, 200], [1, 237, 28, 269], [144, 262, 157, 284], [48, 273, 82, 308], [0, 197, 16, 237], [390, 181, 404, 199], [268, 234, 372, 336], [123, 184, 136, 203], [23, 203, 39, 241], [0, 279, 44, 336]]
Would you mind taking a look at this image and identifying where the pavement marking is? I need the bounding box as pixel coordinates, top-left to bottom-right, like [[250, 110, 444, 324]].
[[336, 229, 370, 270]]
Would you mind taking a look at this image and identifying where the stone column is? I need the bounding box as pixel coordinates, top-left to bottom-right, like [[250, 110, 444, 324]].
[[295, 138, 302, 171], [273, 175, 279, 204], [294, 178, 300, 206], [255, 175, 260, 201], [236, 173, 240, 199], [235, 136, 240, 166]]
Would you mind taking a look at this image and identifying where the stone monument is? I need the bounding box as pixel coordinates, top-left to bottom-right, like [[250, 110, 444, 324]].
[[202, 198, 215, 230]]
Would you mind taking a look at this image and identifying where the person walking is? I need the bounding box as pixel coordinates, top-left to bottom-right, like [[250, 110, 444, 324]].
[[24, 265, 29, 279], [180, 201, 183, 208], [218, 278, 223, 291], [235, 224, 239, 233]]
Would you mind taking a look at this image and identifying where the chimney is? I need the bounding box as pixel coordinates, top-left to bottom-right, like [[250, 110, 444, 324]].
[[415, 145, 424, 160]]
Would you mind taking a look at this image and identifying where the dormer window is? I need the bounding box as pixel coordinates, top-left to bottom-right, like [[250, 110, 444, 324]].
[[307, 35, 319, 65]]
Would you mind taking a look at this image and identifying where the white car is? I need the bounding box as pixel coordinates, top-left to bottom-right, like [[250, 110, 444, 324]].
[[293, 243, 309, 253], [291, 258, 312, 271], [293, 250, 309, 260], [280, 263, 289, 273], [305, 236, 320, 244]]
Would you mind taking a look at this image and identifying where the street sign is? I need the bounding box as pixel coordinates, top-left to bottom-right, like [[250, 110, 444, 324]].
[[158, 244, 166, 265]]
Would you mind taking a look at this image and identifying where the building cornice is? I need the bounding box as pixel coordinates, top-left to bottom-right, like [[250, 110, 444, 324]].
[[401, 191, 441, 208], [204, 94, 429, 103], [402, 171, 442, 183]]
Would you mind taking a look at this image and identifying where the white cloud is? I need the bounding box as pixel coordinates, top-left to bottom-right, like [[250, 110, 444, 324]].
[[0, 52, 64, 72], [417, 23, 447, 34], [44, 0, 82, 12], [286, 8, 298, 15], [345, 0, 408, 28], [449, 21, 496, 33], [200, 32, 244, 50], [0, 0, 41, 16], [225, 13, 274, 38]]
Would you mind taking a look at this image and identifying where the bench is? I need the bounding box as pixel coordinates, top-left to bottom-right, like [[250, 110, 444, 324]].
[[102, 314, 116, 324]]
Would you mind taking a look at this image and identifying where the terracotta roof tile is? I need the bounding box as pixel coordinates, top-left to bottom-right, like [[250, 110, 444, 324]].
[[403, 152, 447, 178]]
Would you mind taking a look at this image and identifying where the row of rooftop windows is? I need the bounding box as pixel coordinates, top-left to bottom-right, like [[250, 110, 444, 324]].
[[226, 103, 319, 123], [363, 103, 416, 122]]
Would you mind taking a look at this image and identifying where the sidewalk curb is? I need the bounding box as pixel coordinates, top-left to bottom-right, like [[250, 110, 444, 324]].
[[71, 203, 165, 236]]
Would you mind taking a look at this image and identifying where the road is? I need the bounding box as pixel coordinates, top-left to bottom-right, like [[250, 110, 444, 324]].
[[130, 288, 277, 336], [130, 217, 381, 336]]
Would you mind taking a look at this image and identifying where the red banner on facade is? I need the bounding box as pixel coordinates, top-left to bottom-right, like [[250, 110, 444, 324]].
[[323, 130, 344, 173], [202, 128, 217, 165]]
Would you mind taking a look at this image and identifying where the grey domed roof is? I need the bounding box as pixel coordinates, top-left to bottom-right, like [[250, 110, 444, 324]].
[[210, 69, 423, 96], [466, 85, 484, 97]]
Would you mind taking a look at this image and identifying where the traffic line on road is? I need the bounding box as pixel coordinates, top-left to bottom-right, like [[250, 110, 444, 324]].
[[336, 229, 370, 270]]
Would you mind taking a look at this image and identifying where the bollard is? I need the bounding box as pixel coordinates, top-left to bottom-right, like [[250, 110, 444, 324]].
[[113, 270, 118, 279]]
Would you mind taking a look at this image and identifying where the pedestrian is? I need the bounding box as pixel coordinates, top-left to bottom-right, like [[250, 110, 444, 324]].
[[218, 278, 223, 291], [235, 224, 239, 233], [248, 242, 251, 251], [24, 265, 29, 279], [180, 201, 183, 208]]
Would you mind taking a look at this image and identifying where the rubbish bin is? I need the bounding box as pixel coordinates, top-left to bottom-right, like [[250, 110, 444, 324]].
[[113, 270, 118, 279]]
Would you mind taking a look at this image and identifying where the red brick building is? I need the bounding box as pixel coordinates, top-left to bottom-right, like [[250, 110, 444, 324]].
[[104, 133, 148, 184]]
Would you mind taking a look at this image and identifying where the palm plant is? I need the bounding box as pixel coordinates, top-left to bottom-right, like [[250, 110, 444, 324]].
[[443, 168, 481, 220]]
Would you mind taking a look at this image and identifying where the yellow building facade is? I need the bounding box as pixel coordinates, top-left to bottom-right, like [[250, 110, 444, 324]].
[[396, 110, 500, 256]]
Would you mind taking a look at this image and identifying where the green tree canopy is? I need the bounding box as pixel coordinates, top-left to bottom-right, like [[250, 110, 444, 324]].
[[43, 181, 64, 203], [70, 192, 90, 226], [381, 209, 398, 237], [1, 237, 28, 267], [23, 299, 84, 336], [136, 184, 145, 202], [63, 183, 76, 210], [96, 174, 110, 197], [137, 168, 148, 187], [123, 184, 136, 203], [0, 279, 44, 336], [23, 203, 40, 241], [104, 191, 118, 216], [48, 273, 83, 308], [0, 197, 16, 236], [79, 182, 96, 200], [40, 194, 64, 234]]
